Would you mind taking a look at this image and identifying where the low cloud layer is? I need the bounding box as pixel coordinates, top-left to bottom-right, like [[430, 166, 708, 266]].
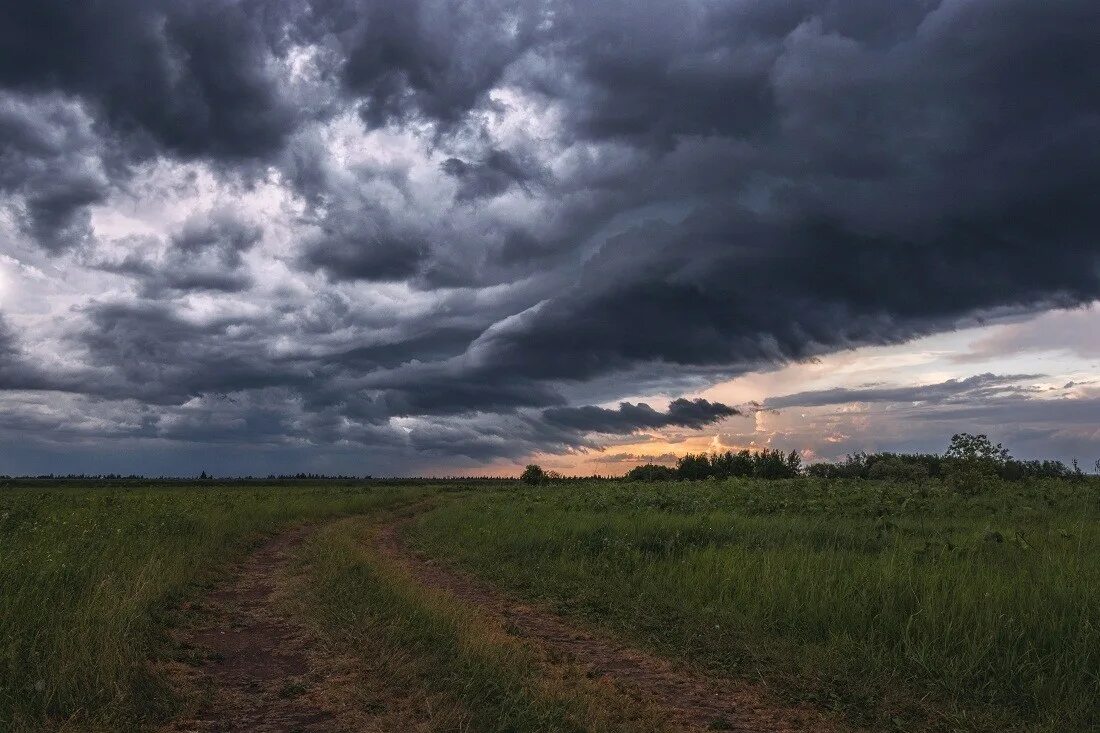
[[748, 373, 1100, 466], [543, 398, 740, 433], [764, 373, 1044, 410], [0, 0, 1098, 474]]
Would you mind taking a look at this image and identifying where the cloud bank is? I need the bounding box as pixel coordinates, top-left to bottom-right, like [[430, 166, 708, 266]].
[[0, 0, 1098, 473]]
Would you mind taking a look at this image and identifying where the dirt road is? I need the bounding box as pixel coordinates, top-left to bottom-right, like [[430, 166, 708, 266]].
[[161, 512, 847, 732]]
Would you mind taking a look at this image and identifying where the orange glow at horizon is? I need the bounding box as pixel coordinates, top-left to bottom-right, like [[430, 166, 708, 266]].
[[439, 430, 773, 478]]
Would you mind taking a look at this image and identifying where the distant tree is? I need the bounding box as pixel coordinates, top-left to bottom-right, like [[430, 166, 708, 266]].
[[751, 448, 800, 479], [806, 441, 1091, 484], [625, 463, 676, 481], [520, 464, 546, 485], [785, 449, 802, 476], [707, 450, 755, 478], [945, 433, 1010, 465], [943, 433, 1008, 494], [676, 453, 712, 480], [867, 456, 929, 482], [199, 470, 209, 480]]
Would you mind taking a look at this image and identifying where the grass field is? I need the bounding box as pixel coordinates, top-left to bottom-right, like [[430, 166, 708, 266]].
[[0, 482, 427, 732], [1, 477, 1097, 731], [409, 479, 1100, 732], [287, 512, 674, 732]]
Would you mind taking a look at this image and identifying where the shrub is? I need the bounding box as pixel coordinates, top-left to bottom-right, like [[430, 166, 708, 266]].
[[625, 464, 677, 481], [674, 449, 801, 480], [520, 464, 546, 485], [867, 456, 930, 482], [676, 453, 713, 480], [944, 459, 1001, 495]]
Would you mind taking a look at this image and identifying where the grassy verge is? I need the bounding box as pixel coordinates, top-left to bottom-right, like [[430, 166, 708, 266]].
[[287, 511, 676, 732], [0, 483, 425, 732], [408, 478, 1100, 732]]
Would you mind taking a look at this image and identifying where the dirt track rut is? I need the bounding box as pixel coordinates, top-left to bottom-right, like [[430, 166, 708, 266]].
[[160, 525, 356, 733], [374, 515, 848, 733], [161, 511, 848, 732]]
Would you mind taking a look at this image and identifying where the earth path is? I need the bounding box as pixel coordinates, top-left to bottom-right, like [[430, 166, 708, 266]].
[[374, 511, 849, 733], [160, 509, 850, 732], [159, 524, 369, 733]]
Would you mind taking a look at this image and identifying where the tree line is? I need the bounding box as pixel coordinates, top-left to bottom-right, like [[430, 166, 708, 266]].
[[623, 448, 803, 482], [617, 434, 1095, 484]]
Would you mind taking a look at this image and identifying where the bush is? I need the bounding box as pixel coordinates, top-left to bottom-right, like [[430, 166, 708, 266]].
[[867, 456, 930, 482], [676, 453, 714, 480], [673, 449, 801, 481], [625, 464, 677, 481], [520, 464, 546, 485], [944, 459, 1001, 495]]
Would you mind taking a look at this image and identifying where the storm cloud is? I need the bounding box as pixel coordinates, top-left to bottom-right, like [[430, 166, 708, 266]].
[[543, 398, 740, 433], [0, 0, 1098, 474], [765, 373, 1045, 410]]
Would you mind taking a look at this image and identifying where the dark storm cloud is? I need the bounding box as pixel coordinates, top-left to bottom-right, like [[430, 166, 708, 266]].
[[441, 149, 543, 200], [98, 212, 262, 295], [299, 228, 426, 282], [2, 0, 1100, 472], [0, 0, 299, 160], [331, 0, 536, 128], [471, 1, 1100, 381], [370, 367, 566, 417], [0, 316, 53, 391], [766, 373, 1044, 410], [77, 301, 314, 404], [0, 93, 108, 252], [543, 398, 740, 434], [331, 326, 484, 369]]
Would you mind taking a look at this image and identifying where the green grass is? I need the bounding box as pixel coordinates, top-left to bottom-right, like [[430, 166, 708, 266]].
[[0, 483, 425, 732], [4, 478, 1097, 732], [287, 513, 672, 732], [408, 478, 1100, 732]]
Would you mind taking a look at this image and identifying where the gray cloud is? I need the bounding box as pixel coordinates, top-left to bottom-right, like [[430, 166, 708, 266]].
[[0, 93, 109, 252], [543, 398, 740, 433], [765, 373, 1045, 410], [441, 149, 544, 200], [955, 307, 1100, 362], [300, 227, 426, 282], [0, 0, 300, 160], [333, 0, 536, 128], [97, 211, 262, 295], [1, 0, 1098, 473], [0, 316, 53, 391]]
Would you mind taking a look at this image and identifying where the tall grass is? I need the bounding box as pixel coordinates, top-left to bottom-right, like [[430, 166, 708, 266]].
[[0, 483, 423, 732], [288, 514, 674, 732], [5, 478, 1096, 731], [410, 478, 1100, 732]]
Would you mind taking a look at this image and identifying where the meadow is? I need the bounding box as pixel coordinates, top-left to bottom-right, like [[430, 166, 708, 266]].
[[410, 478, 1100, 732], [0, 481, 427, 732], [1, 476, 1097, 731]]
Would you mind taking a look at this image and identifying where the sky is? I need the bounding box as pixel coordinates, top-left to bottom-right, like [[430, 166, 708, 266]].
[[0, 0, 1098, 476]]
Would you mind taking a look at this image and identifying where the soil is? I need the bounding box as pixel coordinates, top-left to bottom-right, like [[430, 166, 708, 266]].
[[160, 511, 850, 732], [159, 525, 365, 733], [373, 515, 849, 733]]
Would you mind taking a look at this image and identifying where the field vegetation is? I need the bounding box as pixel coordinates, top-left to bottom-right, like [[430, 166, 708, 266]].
[[0, 482, 426, 731], [1, 440, 1097, 732], [410, 473, 1099, 732], [288, 512, 674, 732]]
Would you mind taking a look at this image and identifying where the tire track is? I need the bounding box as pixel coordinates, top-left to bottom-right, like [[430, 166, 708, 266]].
[[373, 514, 850, 733]]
